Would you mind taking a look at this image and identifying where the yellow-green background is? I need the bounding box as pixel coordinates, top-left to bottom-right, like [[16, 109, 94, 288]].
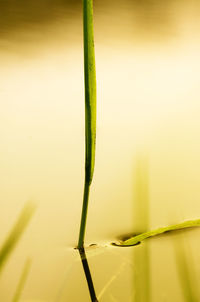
[[0, 0, 200, 301]]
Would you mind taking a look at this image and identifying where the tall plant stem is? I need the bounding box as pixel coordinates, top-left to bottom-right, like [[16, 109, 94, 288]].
[[78, 180, 90, 249], [78, 0, 97, 250]]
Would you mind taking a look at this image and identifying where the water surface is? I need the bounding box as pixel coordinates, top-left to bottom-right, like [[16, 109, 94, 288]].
[[1, 1, 200, 301]]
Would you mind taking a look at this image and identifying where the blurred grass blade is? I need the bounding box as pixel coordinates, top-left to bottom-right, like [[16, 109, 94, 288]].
[[173, 237, 199, 302], [133, 155, 151, 302], [83, 0, 96, 185], [134, 244, 150, 302], [109, 294, 118, 302], [12, 258, 32, 302], [78, 0, 97, 249], [133, 155, 149, 232], [117, 219, 200, 246], [0, 202, 35, 272]]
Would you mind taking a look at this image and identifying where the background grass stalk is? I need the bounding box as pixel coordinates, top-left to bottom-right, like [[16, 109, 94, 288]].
[[78, 0, 96, 249], [0, 202, 35, 273], [133, 156, 151, 302], [173, 236, 199, 302], [12, 258, 32, 302]]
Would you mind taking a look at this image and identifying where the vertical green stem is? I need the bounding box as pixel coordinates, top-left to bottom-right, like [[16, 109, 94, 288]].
[[79, 248, 99, 302], [78, 0, 96, 250], [78, 180, 90, 249]]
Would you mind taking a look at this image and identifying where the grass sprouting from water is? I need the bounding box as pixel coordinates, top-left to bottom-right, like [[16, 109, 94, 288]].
[[78, 0, 97, 250], [116, 218, 200, 246], [12, 258, 32, 302], [0, 202, 35, 273]]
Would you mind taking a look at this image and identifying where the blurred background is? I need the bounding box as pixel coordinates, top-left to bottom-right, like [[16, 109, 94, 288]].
[[0, 0, 200, 301]]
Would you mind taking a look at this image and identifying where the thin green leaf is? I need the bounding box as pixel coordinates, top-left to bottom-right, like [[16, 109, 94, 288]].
[[0, 202, 36, 273], [12, 258, 32, 302], [116, 219, 200, 246], [83, 0, 96, 185], [78, 0, 97, 249], [133, 155, 149, 232]]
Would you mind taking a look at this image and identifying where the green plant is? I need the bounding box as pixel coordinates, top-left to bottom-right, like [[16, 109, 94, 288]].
[[116, 218, 200, 247], [12, 258, 32, 302], [0, 202, 35, 273], [78, 0, 96, 250], [74, 1, 200, 301]]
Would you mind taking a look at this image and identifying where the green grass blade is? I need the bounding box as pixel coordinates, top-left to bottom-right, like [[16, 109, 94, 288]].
[[78, 0, 96, 250], [116, 219, 200, 246], [83, 0, 96, 185], [0, 202, 35, 273], [12, 258, 32, 302]]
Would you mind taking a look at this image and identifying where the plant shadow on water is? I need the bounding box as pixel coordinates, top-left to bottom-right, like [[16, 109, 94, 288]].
[[172, 234, 199, 302], [78, 248, 98, 302]]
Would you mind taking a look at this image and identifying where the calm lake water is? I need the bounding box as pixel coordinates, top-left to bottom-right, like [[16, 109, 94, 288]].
[[1, 0, 200, 301]]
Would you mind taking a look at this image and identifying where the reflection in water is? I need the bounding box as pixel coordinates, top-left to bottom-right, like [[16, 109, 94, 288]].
[[0, 202, 35, 275], [79, 248, 98, 302], [12, 258, 32, 302], [173, 236, 199, 302]]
